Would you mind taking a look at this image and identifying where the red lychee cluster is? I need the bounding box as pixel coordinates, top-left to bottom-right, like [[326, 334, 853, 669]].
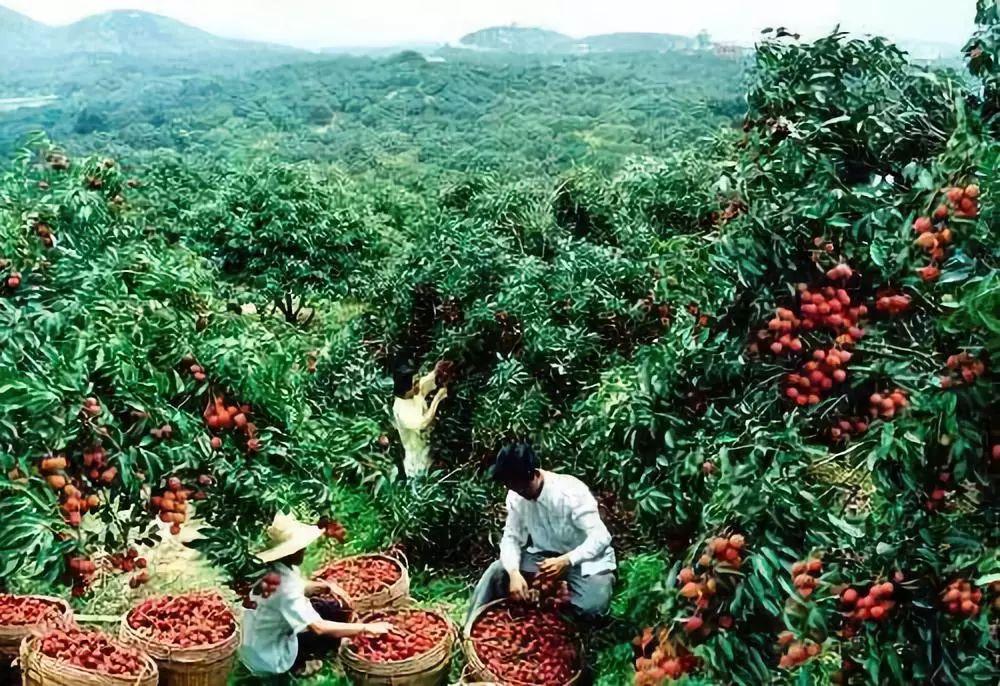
[[798, 285, 866, 344], [875, 289, 912, 316], [940, 579, 982, 618], [204, 395, 260, 453], [257, 571, 282, 601], [149, 476, 194, 536], [940, 352, 985, 388], [791, 558, 822, 598], [784, 347, 852, 406], [705, 534, 745, 568], [40, 453, 105, 527], [776, 632, 821, 669], [633, 627, 699, 685], [839, 580, 896, 630], [750, 307, 802, 356], [945, 184, 979, 219], [827, 416, 868, 443], [317, 516, 347, 542], [109, 548, 149, 588], [924, 471, 954, 512], [66, 555, 97, 597], [150, 423, 174, 440], [34, 219, 55, 248], [868, 389, 908, 420]]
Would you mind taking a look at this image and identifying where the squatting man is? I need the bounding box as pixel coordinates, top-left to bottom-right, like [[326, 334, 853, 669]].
[[466, 441, 616, 627]]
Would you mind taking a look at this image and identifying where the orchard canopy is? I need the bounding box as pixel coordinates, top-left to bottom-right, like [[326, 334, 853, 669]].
[[0, 5, 998, 686]]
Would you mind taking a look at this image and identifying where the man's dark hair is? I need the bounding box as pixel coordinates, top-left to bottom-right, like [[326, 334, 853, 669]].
[[393, 364, 417, 398], [490, 441, 540, 483]]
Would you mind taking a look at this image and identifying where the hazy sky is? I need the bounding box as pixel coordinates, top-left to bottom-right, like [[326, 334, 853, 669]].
[[3, 0, 978, 49]]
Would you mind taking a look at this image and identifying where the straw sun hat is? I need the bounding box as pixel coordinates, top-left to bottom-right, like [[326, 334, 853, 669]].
[[254, 512, 323, 563]]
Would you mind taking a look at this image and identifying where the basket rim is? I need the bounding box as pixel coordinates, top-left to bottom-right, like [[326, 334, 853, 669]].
[[20, 632, 159, 683], [339, 607, 455, 666], [0, 595, 73, 631], [312, 551, 408, 579], [312, 552, 410, 607]]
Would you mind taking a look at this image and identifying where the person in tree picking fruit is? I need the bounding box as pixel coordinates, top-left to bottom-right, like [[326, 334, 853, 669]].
[[466, 441, 616, 627], [239, 513, 392, 677], [392, 360, 452, 477]]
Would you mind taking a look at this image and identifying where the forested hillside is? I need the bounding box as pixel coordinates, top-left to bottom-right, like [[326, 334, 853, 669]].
[[0, 3, 997, 685]]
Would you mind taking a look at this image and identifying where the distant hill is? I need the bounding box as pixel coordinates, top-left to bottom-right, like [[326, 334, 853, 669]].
[[54, 10, 299, 58], [458, 26, 576, 53], [0, 5, 47, 52], [0, 7, 303, 66], [456, 25, 714, 55], [580, 32, 699, 53]]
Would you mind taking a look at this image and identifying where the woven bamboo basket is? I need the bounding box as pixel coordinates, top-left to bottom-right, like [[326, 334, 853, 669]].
[[339, 608, 455, 686], [462, 601, 582, 686], [0, 596, 73, 664], [313, 552, 410, 613], [118, 606, 240, 686], [18, 634, 158, 686]]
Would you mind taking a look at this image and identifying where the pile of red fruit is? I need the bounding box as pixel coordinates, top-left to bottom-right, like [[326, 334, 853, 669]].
[[791, 558, 822, 598], [149, 476, 190, 535], [203, 395, 260, 453], [839, 579, 897, 630], [776, 632, 821, 669], [315, 556, 402, 599], [868, 389, 908, 419], [633, 627, 699, 685], [37, 629, 146, 677], [940, 352, 985, 388], [317, 516, 347, 542], [940, 579, 982, 618], [127, 593, 236, 647], [945, 183, 980, 219], [471, 603, 578, 685], [875, 289, 912, 316], [784, 347, 852, 406], [528, 574, 571, 610], [348, 609, 449, 662], [0, 594, 64, 627], [827, 416, 868, 443]]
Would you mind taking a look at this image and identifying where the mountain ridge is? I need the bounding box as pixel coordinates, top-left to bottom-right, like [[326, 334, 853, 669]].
[[0, 6, 304, 61]]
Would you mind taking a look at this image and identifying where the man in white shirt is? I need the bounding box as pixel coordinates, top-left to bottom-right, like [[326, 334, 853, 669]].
[[392, 363, 449, 477], [239, 513, 391, 677], [466, 441, 616, 626]]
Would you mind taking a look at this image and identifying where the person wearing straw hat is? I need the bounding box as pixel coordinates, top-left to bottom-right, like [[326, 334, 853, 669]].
[[239, 513, 392, 677]]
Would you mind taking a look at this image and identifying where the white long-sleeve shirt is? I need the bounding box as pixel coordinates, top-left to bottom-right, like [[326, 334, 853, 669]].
[[499, 471, 616, 577]]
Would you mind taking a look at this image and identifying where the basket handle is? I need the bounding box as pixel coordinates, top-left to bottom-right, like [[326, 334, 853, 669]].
[[385, 549, 409, 571]]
